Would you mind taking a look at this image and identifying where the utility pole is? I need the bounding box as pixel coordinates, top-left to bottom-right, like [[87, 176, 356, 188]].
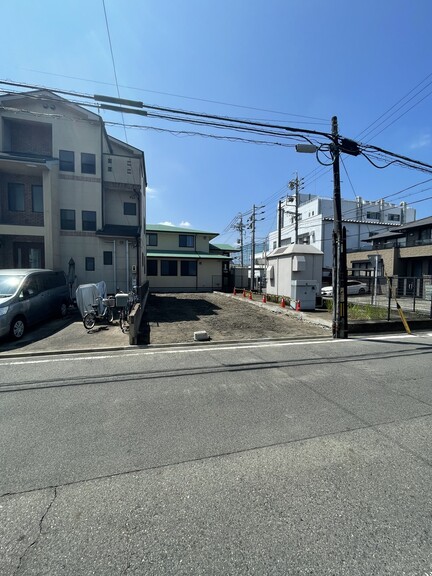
[[233, 214, 245, 267], [288, 173, 303, 244], [277, 200, 283, 248], [331, 116, 348, 338], [248, 204, 264, 291]]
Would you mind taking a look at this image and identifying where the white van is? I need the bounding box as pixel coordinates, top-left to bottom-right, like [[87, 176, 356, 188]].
[[0, 269, 70, 340]]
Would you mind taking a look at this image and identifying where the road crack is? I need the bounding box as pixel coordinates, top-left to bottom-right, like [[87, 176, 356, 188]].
[[14, 487, 57, 575]]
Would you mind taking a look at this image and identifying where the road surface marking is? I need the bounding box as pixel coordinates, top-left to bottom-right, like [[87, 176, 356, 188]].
[[1, 332, 431, 367]]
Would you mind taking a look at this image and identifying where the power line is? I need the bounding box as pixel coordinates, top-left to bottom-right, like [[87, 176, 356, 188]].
[[0, 79, 333, 141], [22, 68, 329, 124], [101, 0, 128, 143], [356, 71, 432, 142]]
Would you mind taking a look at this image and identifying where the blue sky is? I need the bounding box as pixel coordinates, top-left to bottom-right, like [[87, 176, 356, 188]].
[[3, 0, 432, 247]]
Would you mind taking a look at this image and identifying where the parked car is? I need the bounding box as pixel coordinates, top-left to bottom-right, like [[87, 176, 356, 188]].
[[321, 280, 368, 297], [0, 269, 70, 340]]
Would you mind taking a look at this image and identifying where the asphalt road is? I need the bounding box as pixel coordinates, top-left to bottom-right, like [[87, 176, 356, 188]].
[[1, 333, 432, 575]]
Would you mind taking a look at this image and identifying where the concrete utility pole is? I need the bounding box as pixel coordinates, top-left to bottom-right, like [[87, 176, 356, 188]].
[[277, 200, 283, 248], [233, 214, 245, 267], [288, 173, 303, 244], [248, 204, 264, 291], [331, 116, 348, 339]]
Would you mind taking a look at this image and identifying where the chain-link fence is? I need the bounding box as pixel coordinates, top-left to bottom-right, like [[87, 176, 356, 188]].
[[348, 274, 432, 319]]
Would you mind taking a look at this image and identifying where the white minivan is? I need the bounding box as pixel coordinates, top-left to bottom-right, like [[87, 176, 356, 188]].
[[0, 269, 70, 340]]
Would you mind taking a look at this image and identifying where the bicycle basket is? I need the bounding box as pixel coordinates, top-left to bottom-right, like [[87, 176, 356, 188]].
[[115, 293, 129, 307]]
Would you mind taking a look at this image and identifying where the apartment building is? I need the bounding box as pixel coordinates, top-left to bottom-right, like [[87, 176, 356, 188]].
[[268, 194, 416, 272], [348, 215, 432, 279], [0, 89, 146, 294]]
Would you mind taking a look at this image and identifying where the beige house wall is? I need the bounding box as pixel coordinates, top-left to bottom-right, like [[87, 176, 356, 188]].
[[347, 248, 398, 275], [104, 188, 139, 228], [148, 258, 223, 292], [0, 91, 146, 292], [152, 231, 213, 253]]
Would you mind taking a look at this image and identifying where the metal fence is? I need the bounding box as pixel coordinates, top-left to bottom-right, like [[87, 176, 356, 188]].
[[348, 274, 432, 319]]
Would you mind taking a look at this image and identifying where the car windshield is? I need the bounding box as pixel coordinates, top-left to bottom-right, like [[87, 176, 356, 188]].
[[0, 274, 25, 298]]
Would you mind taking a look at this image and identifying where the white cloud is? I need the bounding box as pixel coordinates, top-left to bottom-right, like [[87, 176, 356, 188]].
[[158, 220, 192, 228], [410, 132, 431, 150], [146, 186, 158, 199]]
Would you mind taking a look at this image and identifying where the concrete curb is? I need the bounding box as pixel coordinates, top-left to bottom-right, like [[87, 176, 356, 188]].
[[0, 334, 338, 359]]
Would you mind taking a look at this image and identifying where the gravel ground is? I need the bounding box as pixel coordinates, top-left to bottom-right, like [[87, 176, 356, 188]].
[[145, 292, 330, 344]]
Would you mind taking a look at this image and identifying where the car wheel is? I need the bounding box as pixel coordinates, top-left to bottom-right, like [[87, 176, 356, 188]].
[[358, 288, 366, 294], [10, 316, 26, 340]]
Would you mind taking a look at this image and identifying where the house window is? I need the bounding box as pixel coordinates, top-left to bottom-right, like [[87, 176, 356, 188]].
[[82, 210, 96, 231], [161, 260, 177, 276], [60, 209, 76, 230], [179, 234, 194, 248], [8, 183, 25, 211], [181, 260, 197, 276], [367, 211, 380, 219], [147, 259, 158, 276], [146, 233, 158, 246], [388, 213, 400, 222], [124, 202, 136, 216], [81, 153, 96, 174], [59, 150, 75, 172], [32, 185, 43, 213], [85, 257, 95, 271], [103, 251, 113, 265]]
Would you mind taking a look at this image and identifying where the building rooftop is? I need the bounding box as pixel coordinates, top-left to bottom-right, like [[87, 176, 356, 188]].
[[147, 224, 218, 237]]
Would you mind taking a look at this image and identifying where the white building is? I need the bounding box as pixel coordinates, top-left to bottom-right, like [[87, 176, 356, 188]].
[[268, 194, 416, 272], [0, 90, 147, 294]]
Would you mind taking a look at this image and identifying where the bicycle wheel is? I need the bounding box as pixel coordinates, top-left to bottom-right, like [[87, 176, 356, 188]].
[[106, 306, 114, 324], [119, 308, 129, 333], [83, 312, 96, 330]]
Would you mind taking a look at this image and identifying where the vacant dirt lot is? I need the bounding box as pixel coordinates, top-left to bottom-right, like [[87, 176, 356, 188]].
[[145, 292, 330, 344]]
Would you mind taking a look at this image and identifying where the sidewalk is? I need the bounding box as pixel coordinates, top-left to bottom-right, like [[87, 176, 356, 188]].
[[0, 295, 333, 358], [0, 308, 131, 357], [2, 292, 428, 358]]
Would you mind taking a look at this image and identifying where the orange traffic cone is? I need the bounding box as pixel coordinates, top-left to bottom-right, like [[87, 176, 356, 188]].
[[233, 287, 237, 296], [262, 294, 267, 303], [296, 300, 301, 311], [249, 291, 253, 300], [281, 297, 286, 308], [242, 289, 246, 297]]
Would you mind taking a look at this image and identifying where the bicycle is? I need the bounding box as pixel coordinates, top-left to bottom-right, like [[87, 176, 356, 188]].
[[116, 290, 138, 333], [83, 296, 115, 330]]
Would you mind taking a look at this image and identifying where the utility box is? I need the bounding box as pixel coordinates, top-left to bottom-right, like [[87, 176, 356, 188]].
[[290, 280, 318, 310], [266, 244, 323, 310]]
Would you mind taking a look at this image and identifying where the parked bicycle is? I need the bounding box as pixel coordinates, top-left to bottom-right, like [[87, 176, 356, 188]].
[[83, 296, 115, 330], [116, 290, 139, 333]]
